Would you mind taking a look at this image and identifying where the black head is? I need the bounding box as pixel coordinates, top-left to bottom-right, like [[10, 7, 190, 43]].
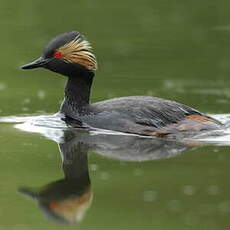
[[21, 31, 97, 77]]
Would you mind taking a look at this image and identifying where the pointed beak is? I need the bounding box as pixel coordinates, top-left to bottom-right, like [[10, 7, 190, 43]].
[[18, 187, 39, 200], [21, 57, 51, 70]]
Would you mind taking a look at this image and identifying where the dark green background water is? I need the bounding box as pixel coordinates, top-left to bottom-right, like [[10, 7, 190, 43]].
[[0, 0, 230, 229]]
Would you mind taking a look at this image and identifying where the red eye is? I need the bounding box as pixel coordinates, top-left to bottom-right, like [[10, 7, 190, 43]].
[[49, 201, 58, 209], [53, 51, 62, 59]]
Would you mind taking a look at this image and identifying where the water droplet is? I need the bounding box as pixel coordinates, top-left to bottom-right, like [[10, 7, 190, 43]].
[[143, 190, 158, 202], [218, 201, 230, 213], [146, 90, 154, 96], [22, 107, 29, 112], [107, 93, 115, 99], [164, 80, 175, 89], [90, 164, 98, 172], [168, 200, 182, 212], [0, 83, 6, 90], [182, 185, 196, 196], [207, 185, 220, 195], [133, 168, 143, 176], [100, 172, 110, 180], [22, 142, 32, 146], [37, 90, 46, 99], [22, 98, 31, 104]]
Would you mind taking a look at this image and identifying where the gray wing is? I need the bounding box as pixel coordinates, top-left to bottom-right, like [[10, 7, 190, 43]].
[[81, 96, 204, 133]]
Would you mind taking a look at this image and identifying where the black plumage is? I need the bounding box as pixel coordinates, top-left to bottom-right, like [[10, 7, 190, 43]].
[[21, 31, 222, 137]]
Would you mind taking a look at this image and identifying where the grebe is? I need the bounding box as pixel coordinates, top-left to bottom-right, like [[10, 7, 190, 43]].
[[21, 31, 222, 137]]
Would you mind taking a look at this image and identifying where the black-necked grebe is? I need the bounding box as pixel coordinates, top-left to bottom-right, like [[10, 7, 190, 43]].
[[21, 31, 222, 137]]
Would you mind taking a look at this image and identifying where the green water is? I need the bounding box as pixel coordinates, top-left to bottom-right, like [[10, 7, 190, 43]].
[[0, 0, 230, 229]]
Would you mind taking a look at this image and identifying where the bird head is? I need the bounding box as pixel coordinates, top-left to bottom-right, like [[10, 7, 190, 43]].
[[21, 31, 97, 77]]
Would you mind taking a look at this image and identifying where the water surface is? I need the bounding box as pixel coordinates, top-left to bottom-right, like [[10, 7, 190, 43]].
[[0, 0, 230, 229]]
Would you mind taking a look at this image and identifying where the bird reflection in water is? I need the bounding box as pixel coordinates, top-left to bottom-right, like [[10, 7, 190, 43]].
[[17, 125, 202, 225], [19, 136, 92, 224]]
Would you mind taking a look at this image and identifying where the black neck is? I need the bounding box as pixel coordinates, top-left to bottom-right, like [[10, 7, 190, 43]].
[[61, 71, 94, 115], [60, 142, 90, 182]]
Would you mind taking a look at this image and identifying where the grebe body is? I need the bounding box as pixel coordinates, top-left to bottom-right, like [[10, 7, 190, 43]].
[[21, 31, 222, 137]]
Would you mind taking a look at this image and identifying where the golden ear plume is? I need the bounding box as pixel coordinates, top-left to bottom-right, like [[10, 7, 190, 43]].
[[58, 36, 97, 71]]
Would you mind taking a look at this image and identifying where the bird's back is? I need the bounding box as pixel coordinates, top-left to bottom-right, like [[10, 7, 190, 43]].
[[78, 96, 221, 136]]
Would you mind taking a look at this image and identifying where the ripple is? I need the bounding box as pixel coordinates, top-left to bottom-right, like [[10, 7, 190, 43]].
[[1, 113, 230, 146]]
